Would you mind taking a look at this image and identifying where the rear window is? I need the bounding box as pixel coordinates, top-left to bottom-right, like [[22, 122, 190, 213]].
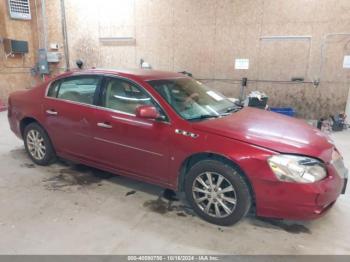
[[47, 76, 100, 105]]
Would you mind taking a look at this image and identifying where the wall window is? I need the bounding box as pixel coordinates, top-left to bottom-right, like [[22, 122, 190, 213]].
[[53, 76, 100, 105]]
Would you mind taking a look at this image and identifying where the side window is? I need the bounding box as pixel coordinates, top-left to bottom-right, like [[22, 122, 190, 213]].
[[47, 80, 60, 97], [56, 76, 99, 105], [102, 78, 154, 114]]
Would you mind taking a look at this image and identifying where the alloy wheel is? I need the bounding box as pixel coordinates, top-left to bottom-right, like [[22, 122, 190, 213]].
[[26, 129, 46, 160], [192, 172, 237, 218]]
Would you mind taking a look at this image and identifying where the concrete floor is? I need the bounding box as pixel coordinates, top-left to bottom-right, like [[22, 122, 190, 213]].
[[0, 111, 349, 255]]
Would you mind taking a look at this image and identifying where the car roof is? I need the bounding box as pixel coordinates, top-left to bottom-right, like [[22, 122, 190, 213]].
[[61, 68, 186, 81]]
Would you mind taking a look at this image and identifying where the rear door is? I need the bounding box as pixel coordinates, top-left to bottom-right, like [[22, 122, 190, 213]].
[[91, 76, 172, 184], [43, 75, 102, 161]]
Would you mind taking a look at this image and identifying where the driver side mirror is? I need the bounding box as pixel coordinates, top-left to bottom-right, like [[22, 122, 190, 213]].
[[136, 105, 160, 119]]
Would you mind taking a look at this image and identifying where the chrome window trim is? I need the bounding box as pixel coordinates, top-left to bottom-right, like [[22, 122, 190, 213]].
[[45, 96, 136, 116], [44, 73, 171, 123], [111, 115, 153, 126]]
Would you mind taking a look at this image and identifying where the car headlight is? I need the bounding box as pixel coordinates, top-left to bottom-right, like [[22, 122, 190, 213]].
[[267, 155, 327, 183]]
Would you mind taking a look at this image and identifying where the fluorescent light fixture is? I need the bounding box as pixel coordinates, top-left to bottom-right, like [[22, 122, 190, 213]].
[[260, 35, 312, 41], [99, 37, 136, 46]]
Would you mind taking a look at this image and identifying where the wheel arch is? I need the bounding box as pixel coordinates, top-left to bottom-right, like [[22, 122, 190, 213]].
[[19, 116, 51, 140], [19, 116, 43, 138], [178, 152, 256, 203]]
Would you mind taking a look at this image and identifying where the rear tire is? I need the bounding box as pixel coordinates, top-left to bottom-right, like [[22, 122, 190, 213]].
[[23, 122, 56, 166], [185, 160, 252, 226]]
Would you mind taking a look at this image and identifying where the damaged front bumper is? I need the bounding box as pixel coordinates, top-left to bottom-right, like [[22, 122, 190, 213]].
[[341, 171, 348, 194], [255, 160, 347, 220]]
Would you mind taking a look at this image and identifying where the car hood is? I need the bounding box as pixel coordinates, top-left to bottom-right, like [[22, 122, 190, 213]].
[[192, 107, 334, 162]]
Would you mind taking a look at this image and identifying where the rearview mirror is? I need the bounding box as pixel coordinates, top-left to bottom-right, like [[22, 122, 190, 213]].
[[136, 105, 160, 119]]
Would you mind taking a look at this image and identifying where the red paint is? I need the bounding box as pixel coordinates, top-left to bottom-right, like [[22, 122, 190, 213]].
[[7, 69, 347, 220]]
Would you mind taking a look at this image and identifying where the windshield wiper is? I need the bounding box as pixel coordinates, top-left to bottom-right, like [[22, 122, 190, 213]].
[[223, 106, 241, 114], [188, 105, 242, 121], [187, 114, 220, 121]]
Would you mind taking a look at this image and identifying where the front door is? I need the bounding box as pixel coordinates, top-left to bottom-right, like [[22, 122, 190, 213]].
[[91, 77, 172, 184]]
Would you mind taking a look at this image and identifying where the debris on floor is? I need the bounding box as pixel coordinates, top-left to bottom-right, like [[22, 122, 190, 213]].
[[125, 190, 136, 196], [42, 163, 114, 191], [20, 163, 36, 168], [250, 217, 311, 234], [317, 112, 349, 133], [143, 197, 170, 215], [143, 189, 195, 217], [162, 188, 179, 201]]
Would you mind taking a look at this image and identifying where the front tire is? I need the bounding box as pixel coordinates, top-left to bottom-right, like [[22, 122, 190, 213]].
[[185, 160, 252, 226], [24, 122, 56, 166]]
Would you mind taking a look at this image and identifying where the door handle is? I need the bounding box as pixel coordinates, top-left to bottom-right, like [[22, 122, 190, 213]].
[[46, 109, 58, 116], [97, 122, 112, 129]]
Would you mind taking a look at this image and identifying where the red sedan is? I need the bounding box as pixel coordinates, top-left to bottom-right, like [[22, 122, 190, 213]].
[[7, 69, 348, 226]]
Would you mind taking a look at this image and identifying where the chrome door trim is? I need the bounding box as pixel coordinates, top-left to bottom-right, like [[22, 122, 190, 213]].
[[94, 137, 163, 157], [111, 115, 153, 126]]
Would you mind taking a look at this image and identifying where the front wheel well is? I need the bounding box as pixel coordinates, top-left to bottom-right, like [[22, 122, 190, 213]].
[[178, 152, 255, 204]]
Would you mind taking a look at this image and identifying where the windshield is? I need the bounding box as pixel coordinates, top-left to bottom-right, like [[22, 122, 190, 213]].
[[148, 78, 239, 120]]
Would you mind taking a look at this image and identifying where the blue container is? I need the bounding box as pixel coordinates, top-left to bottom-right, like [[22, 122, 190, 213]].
[[270, 107, 296, 117]]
